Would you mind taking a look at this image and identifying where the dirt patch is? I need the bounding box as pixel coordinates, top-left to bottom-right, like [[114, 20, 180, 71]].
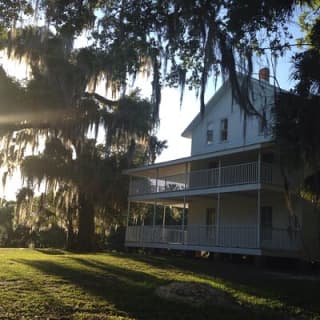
[[155, 281, 237, 307]]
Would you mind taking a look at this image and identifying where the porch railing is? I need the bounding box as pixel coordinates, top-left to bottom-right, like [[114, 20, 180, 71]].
[[129, 162, 280, 196], [261, 227, 302, 251], [125, 225, 302, 252]]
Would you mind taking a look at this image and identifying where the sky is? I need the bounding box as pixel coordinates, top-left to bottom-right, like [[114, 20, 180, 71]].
[[0, 15, 304, 200]]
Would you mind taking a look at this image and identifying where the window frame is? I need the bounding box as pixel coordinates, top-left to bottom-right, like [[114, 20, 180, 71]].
[[206, 122, 214, 144], [220, 118, 228, 142]]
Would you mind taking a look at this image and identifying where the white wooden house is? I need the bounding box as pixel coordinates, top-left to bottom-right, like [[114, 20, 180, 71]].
[[124, 69, 319, 259]]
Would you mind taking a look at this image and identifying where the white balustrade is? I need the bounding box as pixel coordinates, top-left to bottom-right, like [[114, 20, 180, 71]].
[[126, 224, 301, 252], [129, 161, 282, 196], [260, 227, 302, 251]]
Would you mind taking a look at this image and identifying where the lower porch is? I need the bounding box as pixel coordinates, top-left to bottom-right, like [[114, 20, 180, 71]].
[[125, 224, 302, 256], [125, 190, 303, 257]]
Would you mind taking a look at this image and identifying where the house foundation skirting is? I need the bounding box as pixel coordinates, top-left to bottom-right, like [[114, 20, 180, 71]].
[[125, 241, 303, 258], [125, 241, 262, 256]]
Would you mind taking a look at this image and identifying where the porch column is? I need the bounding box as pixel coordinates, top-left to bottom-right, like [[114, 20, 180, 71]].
[[184, 162, 188, 190], [182, 196, 186, 229], [126, 200, 131, 227], [258, 150, 261, 183], [162, 206, 166, 227], [257, 189, 261, 248], [216, 193, 221, 245], [182, 197, 186, 244], [152, 200, 157, 243], [129, 175, 132, 195], [153, 200, 157, 226], [155, 168, 159, 192], [218, 159, 222, 186]]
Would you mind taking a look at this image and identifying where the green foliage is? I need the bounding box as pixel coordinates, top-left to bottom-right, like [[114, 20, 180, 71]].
[[105, 226, 126, 251], [274, 3, 320, 207], [275, 92, 320, 170], [0, 200, 14, 246], [95, 0, 305, 115], [38, 225, 67, 248], [9, 225, 34, 247]]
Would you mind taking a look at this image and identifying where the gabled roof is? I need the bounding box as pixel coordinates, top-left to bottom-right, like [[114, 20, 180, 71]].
[[181, 74, 279, 139], [181, 80, 230, 138]]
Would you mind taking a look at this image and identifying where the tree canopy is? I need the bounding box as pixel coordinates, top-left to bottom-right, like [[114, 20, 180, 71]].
[[275, 1, 320, 209]]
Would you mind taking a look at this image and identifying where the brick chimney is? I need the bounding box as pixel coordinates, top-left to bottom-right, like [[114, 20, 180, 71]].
[[259, 67, 270, 82]]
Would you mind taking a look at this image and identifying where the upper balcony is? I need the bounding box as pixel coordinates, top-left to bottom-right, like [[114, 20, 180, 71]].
[[129, 161, 282, 198]]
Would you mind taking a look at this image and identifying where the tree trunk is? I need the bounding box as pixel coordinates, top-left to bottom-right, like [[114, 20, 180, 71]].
[[66, 207, 75, 250], [77, 192, 95, 251]]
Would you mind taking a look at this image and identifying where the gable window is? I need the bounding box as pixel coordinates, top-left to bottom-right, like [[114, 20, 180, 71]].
[[206, 122, 213, 144], [220, 118, 228, 141]]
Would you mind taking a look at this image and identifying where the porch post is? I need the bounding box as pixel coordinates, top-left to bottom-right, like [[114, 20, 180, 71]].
[[152, 200, 157, 243], [182, 196, 186, 229], [126, 200, 131, 227], [153, 200, 157, 226], [257, 189, 261, 248], [182, 196, 186, 244], [218, 159, 222, 186], [258, 150, 261, 183], [162, 206, 166, 227], [216, 193, 221, 245], [129, 175, 132, 195], [184, 162, 188, 190], [155, 168, 159, 192]]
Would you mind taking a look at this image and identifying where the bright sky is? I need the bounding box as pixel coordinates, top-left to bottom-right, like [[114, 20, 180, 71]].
[[0, 17, 304, 200]]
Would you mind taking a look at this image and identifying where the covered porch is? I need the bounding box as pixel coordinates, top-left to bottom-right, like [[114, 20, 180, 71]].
[[126, 146, 283, 199], [125, 190, 302, 257], [125, 224, 301, 255]]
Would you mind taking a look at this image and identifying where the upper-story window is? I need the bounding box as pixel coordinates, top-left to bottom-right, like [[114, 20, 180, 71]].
[[206, 122, 213, 144], [220, 118, 228, 141]]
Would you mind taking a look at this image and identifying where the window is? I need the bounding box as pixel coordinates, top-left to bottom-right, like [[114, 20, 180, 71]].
[[206, 122, 213, 144], [206, 208, 216, 225], [220, 118, 228, 141], [261, 206, 272, 241]]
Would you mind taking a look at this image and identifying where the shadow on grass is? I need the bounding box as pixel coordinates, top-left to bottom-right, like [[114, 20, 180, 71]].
[[2, 265, 73, 319], [13, 256, 265, 320], [110, 252, 320, 317], [35, 248, 67, 255]]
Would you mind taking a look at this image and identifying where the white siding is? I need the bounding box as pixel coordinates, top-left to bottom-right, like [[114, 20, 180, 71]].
[[190, 82, 274, 156], [188, 191, 291, 228]]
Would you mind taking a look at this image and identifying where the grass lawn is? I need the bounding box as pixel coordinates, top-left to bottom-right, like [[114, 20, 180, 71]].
[[0, 249, 319, 319]]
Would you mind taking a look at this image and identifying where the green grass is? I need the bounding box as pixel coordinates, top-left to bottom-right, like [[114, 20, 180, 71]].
[[0, 249, 319, 319]]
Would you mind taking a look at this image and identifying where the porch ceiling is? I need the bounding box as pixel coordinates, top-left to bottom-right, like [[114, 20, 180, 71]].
[[131, 198, 188, 208]]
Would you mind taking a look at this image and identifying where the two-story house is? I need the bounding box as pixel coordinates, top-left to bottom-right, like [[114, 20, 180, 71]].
[[123, 68, 319, 260]]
